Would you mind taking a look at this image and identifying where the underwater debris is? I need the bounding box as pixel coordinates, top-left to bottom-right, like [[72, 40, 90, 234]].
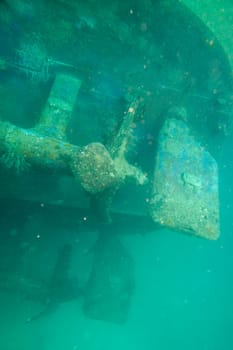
[[89, 96, 148, 222], [0, 72, 146, 194], [0, 142, 30, 174], [108, 96, 148, 185], [0, 37, 78, 83], [35, 73, 82, 140], [0, 73, 83, 175], [150, 116, 220, 240], [0, 152, 29, 174], [71, 142, 120, 194], [15, 40, 51, 83]]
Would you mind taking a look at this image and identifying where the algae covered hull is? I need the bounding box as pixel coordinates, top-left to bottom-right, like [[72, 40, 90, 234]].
[[0, 0, 232, 240]]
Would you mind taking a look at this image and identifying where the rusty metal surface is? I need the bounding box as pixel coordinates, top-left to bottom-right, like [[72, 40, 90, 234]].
[[150, 117, 220, 240]]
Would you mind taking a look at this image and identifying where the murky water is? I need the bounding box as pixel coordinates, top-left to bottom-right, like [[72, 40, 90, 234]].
[[0, 1, 233, 349]]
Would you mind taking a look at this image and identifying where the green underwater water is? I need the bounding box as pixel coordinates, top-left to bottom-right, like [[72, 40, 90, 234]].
[[0, 1, 233, 349]]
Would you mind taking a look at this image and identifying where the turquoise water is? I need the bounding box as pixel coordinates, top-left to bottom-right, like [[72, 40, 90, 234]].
[[1, 169, 233, 350], [0, 1, 233, 349]]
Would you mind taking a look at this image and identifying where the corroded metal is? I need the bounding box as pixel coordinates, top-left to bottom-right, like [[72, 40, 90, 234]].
[[36, 74, 82, 140], [0, 121, 121, 193], [0, 73, 146, 194], [150, 116, 220, 240], [108, 97, 147, 185], [71, 142, 120, 194]]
